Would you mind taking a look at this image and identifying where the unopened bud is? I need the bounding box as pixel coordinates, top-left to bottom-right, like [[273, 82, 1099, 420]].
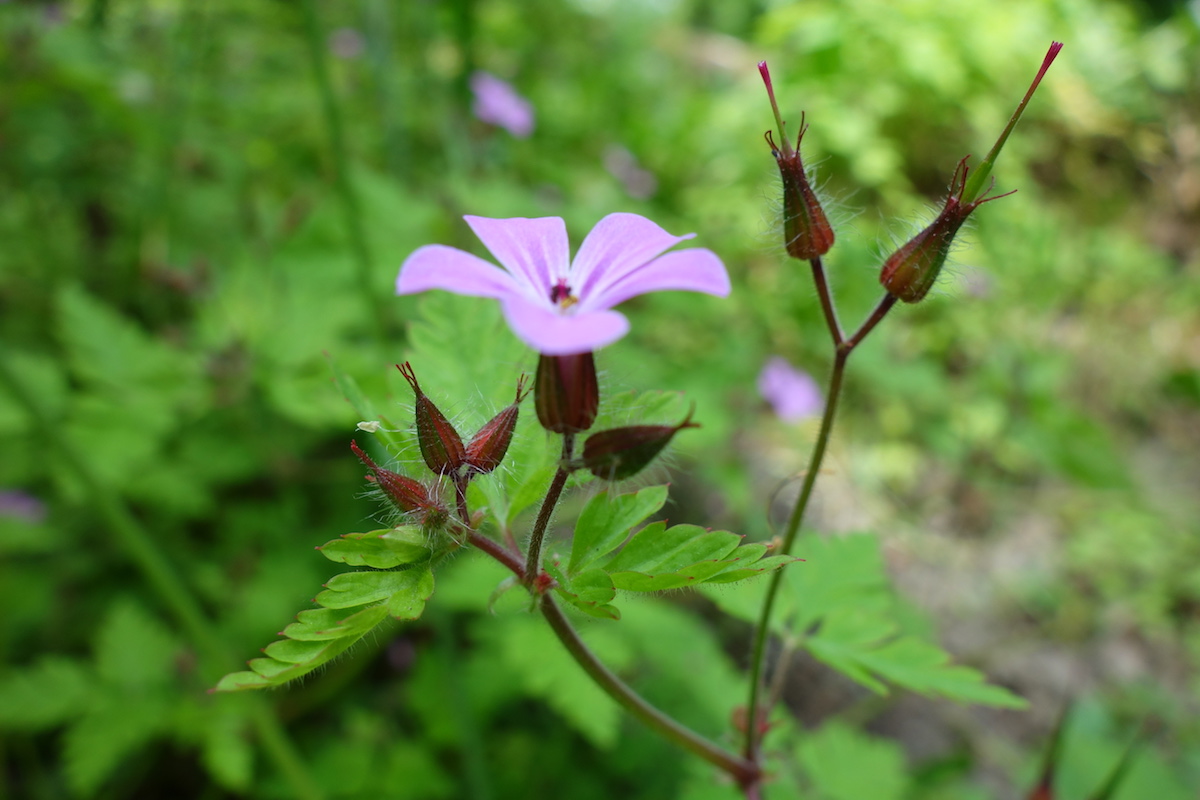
[[759, 61, 835, 260], [535, 353, 599, 434], [398, 362, 466, 475], [465, 374, 531, 475], [350, 440, 432, 514], [580, 406, 698, 480], [879, 157, 1013, 303]]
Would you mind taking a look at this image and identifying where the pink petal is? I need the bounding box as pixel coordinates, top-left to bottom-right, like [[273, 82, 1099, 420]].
[[500, 296, 629, 356], [396, 244, 523, 299], [582, 248, 730, 312], [464, 216, 568, 306], [570, 213, 695, 303]]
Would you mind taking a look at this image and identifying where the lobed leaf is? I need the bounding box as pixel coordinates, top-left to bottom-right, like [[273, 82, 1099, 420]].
[[317, 526, 431, 569], [569, 485, 669, 574], [315, 565, 433, 609], [548, 563, 619, 620]]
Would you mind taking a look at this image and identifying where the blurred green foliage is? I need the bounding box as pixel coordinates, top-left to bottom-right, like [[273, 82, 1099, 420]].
[[2, 0, 1198, 797]]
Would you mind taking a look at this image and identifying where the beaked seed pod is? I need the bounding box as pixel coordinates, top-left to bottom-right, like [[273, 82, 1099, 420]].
[[581, 406, 699, 481], [465, 374, 531, 475]]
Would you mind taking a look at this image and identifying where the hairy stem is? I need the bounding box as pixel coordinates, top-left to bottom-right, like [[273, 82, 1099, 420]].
[[523, 434, 574, 584], [0, 356, 324, 800], [743, 289, 897, 760]]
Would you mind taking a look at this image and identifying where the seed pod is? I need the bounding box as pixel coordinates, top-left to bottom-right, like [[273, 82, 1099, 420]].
[[465, 374, 531, 475], [581, 406, 698, 481], [398, 362, 466, 475], [759, 62, 835, 260], [879, 157, 1013, 303]]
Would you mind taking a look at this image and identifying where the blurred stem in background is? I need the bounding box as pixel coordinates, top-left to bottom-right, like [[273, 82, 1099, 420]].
[[299, 0, 388, 343]]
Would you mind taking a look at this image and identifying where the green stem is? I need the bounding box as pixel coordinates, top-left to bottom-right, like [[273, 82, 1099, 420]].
[[523, 435, 574, 584], [0, 356, 323, 800], [743, 289, 897, 760], [540, 595, 761, 791], [298, 0, 388, 343]]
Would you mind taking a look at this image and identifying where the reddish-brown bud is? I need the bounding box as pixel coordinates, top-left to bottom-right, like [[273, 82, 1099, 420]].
[[398, 362, 466, 475], [534, 353, 599, 434], [465, 374, 531, 475], [350, 440, 432, 513], [879, 157, 1014, 303], [580, 406, 698, 480], [759, 62, 835, 260]]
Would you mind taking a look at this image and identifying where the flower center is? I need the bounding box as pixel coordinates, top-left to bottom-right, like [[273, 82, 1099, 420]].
[[550, 280, 578, 311]]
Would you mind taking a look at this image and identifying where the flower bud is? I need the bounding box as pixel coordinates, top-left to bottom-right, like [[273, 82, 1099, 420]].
[[759, 61, 835, 260], [350, 440, 434, 514], [878, 157, 1013, 303], [397, 362, 466, 475], [465, 374, 531, 475], [534, 353, 599, 434], [580, 406, 698, 480]]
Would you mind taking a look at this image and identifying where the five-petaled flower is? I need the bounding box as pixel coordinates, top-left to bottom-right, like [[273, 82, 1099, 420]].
[[396, 213, 731, 356]]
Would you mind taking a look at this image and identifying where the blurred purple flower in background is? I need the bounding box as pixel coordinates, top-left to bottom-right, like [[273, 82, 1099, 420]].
[[0, 490, 46, 523], [470, 71, 535, 138], [397, 213, 729, 355], [604, 145, 658, 200], [328, 28, 366, 60], [757, 357, 823, 422]]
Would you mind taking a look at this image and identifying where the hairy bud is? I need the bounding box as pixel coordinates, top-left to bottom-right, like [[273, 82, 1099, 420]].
[[534, 353, 599, 435], [398, 362, 466, 475], [580, 406, 699, 480], [465, 374, 531, 475]]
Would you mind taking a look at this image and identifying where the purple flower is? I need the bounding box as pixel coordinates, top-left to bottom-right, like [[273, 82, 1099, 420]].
[[397, 213, 730, 356], [757, 357, 823, 422], [0, 490, 46, 523], [470, 71, 535, 138]]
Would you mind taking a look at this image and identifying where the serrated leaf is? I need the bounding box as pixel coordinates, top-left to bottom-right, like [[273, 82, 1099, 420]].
[[787, 534, 891, 633], [318, 527, 431, 569], [805, 607, 1026, 707], [315, 565, 433, 610], [548, 563, 619, 620], [282, 605, 392, 641], [217, 635, 362, 692], [604, 522, 741, 575], [0, 657, 92, 729], [704, 554, 797, 584], [854, 637, 1026, 708], [386, 565, 436, 619], [569, 485, 669, 574]]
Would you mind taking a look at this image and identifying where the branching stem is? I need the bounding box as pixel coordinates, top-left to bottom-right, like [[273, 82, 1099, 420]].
[[743, 271, 897, 762], [523, 434, 574, 584]]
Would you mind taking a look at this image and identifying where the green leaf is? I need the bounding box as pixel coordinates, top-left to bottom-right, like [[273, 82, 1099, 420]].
[[795, 722, 909, 800], [93, 601, 179, 689], [64, 695, 170, 797], [217, 562, 434, 692], [0, 657, 91, 730], [786, 533, 892, 633], [569, 485, 669, 573], [201, 709, 254, 792], [604, 522, 739, 574], [315, 564, 434, 610], [282, 605, 392, 641], [805, 607, 1026, 707], [548, 563, 619, 620], [317, 526, 431, 569]]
